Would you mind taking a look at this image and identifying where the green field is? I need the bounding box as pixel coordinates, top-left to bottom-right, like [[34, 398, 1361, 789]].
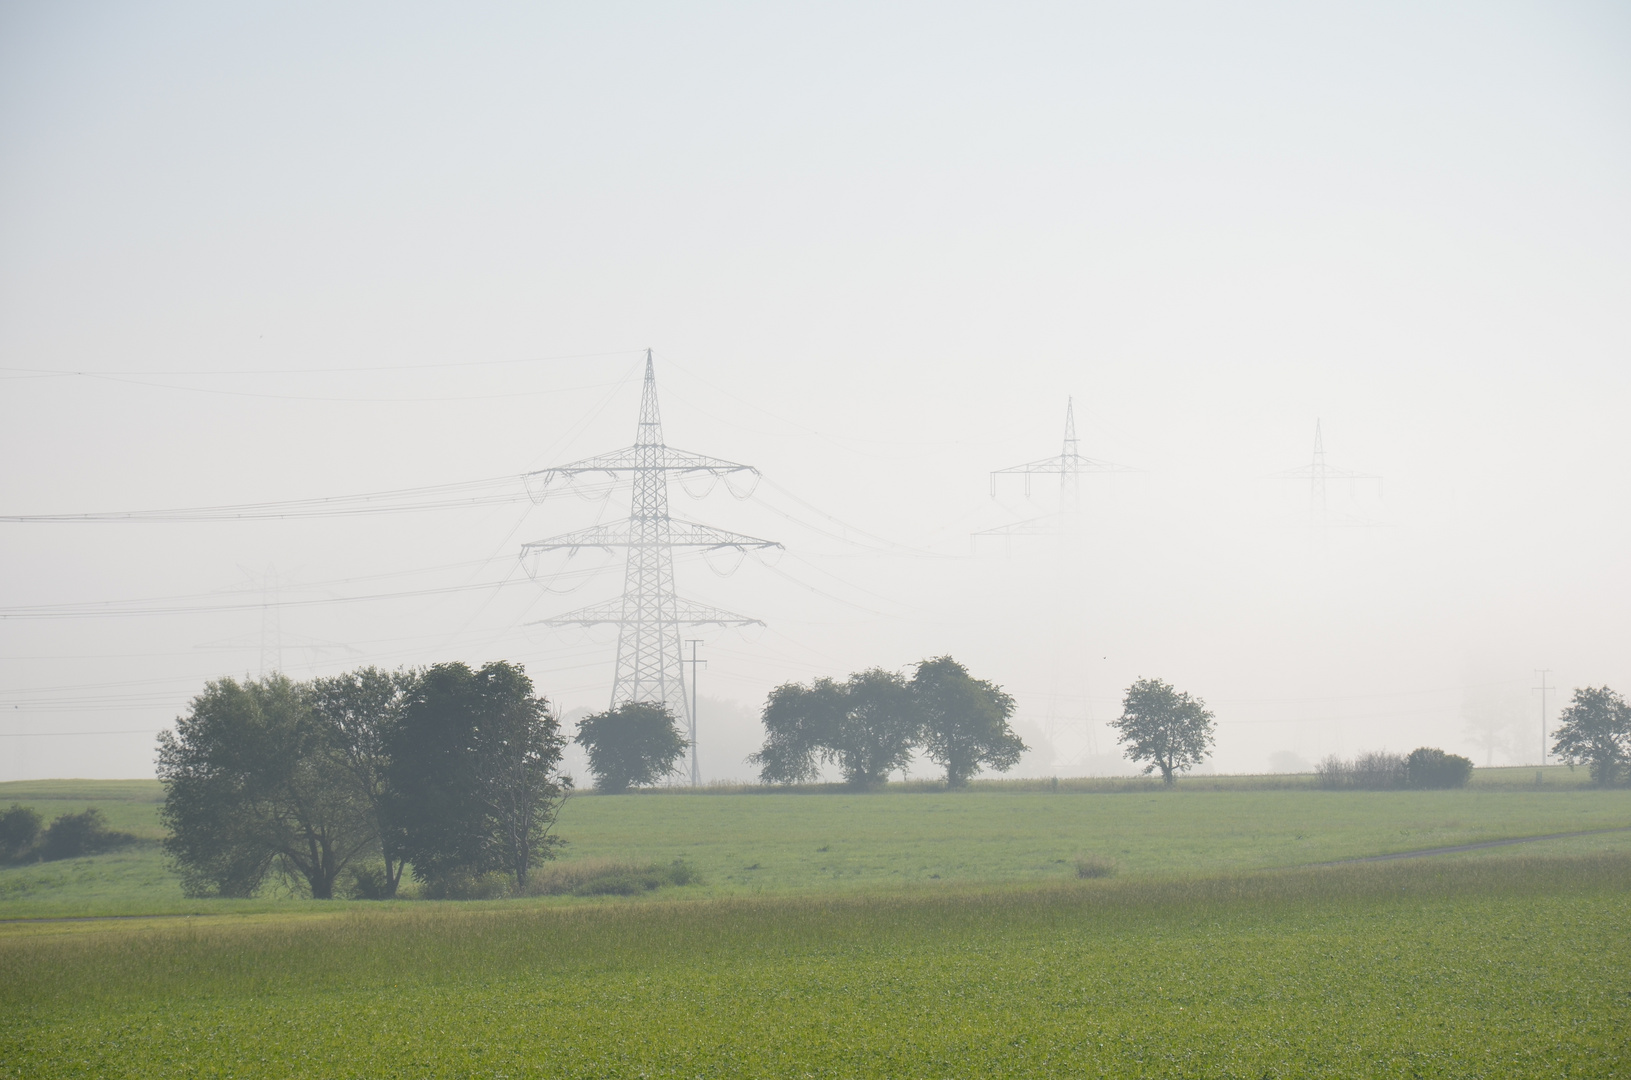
[[3, 774, 1629, 1076]]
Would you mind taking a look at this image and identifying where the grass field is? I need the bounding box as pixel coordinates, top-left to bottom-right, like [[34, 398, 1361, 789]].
[[4, 774, 1629, 1076], [3, 768, 1627, 916]]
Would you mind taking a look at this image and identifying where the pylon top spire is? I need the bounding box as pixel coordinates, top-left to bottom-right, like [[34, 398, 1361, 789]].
[[1063, 398, 1079, 461], [636, 348, 663, 448]]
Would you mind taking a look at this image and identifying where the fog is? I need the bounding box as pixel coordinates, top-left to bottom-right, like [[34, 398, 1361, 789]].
[[2, 1, 1628, 783]]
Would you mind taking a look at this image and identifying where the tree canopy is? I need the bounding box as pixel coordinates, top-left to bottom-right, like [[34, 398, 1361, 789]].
[[157, 661, 567, 899], [750, 658, 1025, 788], [912, 656, 1025, 787], [1110, 677, 1215, 784], [386, 661, 566, 891], [158, 674, 376, 899], [1551, 686, 1630, 787], [573, 701, 688, 793]]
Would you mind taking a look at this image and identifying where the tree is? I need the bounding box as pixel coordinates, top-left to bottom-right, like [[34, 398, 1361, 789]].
[[1404, 747, 1473, 789], [307, 666, 415, 897], [157, 675, 376, 899], [830, 668, 918, 788], [0, 804, 42, 863], [749, 670, 917, 788], [1110, 677, 1215, 784], [911, 656, 1026, 787], [749, 677, 846, 784], [1552, 686, 1631, 787], [386, 661, 567, 890], [574, 702, 687, 793]]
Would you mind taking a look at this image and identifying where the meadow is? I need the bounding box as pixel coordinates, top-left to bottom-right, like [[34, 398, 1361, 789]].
[[3, 773, 1629, 1076], [2, 767, 1625, 915]]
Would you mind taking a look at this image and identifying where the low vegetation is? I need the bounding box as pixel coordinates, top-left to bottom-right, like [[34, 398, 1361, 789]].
[[1316, 746, 1473, 790], [0, 805, 136, 865], [2, 854, 1627, 1077]]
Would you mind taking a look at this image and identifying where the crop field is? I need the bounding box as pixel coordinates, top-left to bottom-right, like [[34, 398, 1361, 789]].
[[3, 775, 1629, 1076], [2, 854, 1629, 1077]]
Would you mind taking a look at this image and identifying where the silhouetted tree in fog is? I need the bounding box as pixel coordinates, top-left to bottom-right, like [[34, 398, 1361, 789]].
[[1551, 686, 1630, 787], [574, 701, 688, 793], [1111, 677, 1215, 784], [912, 656, 1026, 787]]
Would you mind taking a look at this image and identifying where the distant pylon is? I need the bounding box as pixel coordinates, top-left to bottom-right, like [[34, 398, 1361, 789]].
[[1269, 419, 1380, 531], [522, 351, 779, 782], [977, 397, 1134, 539]]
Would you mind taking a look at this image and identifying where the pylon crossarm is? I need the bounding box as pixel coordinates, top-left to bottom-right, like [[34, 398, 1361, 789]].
[[666, 520, 781, 550], [529, 597, 762, 628], [522, 520, 779, 553]]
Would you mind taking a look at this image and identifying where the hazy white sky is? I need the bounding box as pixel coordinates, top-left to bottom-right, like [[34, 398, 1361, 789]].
[[3, 1, 1628, 782]]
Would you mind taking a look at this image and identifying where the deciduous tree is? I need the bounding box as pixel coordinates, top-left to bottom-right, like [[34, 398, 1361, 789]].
[[386, 661, 567, 890], [912, 656, 1026, 787], [1111, 677, 1215, 784], [158, 675, 376, 898], [1552, 686, 1631, 787], [574, 702, 687, 793]]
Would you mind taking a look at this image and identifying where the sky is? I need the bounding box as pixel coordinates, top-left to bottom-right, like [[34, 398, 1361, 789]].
[[2, 0, 1628, 783]]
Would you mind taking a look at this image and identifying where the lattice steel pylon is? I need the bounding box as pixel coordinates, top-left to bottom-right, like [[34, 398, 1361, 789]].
[[977, 397, 1134, 540], [522, 351, 779, 785], [1268, 419, 1381, 532]]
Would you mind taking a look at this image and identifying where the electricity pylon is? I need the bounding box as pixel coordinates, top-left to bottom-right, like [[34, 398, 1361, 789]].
[[522, 351, 778, 783], [1269, 419, 1380, 531], [977, 397, 1134, 539]]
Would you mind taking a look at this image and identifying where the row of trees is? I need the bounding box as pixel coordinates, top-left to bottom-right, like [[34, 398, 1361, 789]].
[[751, 657, 1026, 787], [157, 662, 567, 900]]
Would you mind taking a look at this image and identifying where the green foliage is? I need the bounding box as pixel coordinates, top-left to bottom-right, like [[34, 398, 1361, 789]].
[[573, 701, 687, 793], [307, 666, 415, 897], [752, 657, 1024, 788], [3, 856, 1628, 1078], [912, 656, 1026, 787], [0, 804, 42, 863], [1405, 746, 1474, 789], [386, 661, 567, 891], [1110, 677, 1215, 783], [748, 676, 846, 784], [1316, 750, 1408, 790], [37, 809, 136, 862], [157, 675, 376, 899], [1552, 685, 1631, 787]]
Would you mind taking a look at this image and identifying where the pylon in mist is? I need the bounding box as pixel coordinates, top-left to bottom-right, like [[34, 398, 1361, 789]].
[[522, 351, 779, 785]]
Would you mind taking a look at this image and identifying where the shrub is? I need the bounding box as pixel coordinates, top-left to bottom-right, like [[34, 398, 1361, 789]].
[[1075, 855, 1117, 879], [1405, 747, 1473, 789], [1315, 751, 1407, 790], [0, 804, 43, 863], [521, 858, 700, 897], [37, 808, 136, 861], [419, 870, 514, 900]]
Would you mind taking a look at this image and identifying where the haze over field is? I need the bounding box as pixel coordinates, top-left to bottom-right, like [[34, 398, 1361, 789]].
[[2, 1, 1628, 783]]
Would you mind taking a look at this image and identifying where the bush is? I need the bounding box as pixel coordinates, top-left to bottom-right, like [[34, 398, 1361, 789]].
[[419, 870, 514, 900], [1315, 751, 1407, 790], [521, 858, 700, 897], [36, 808, 136, 861], [1405, 747, 1474, 789], [1075, 855, 1117, 879], [0, 804, 43, 863]]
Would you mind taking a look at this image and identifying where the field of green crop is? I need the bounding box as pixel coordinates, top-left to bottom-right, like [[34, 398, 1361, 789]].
[[4, 853, 1629, 1077], [4, 774, 1629, 1076]]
